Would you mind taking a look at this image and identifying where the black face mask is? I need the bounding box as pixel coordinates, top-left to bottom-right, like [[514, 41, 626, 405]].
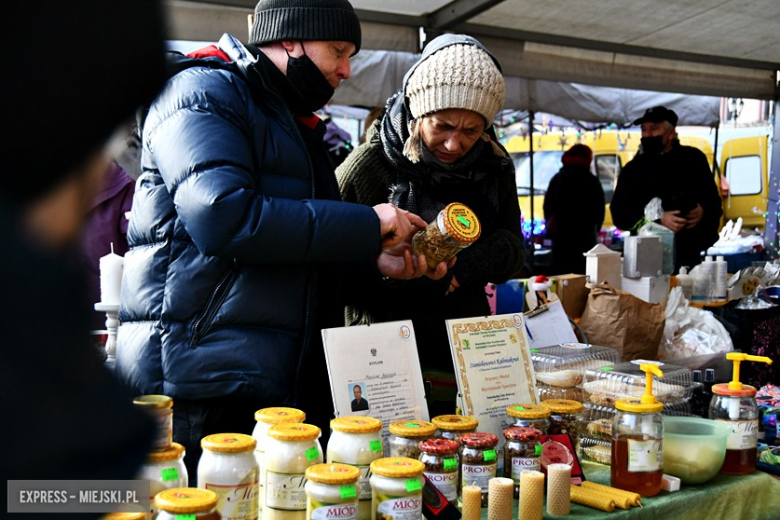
[[286, 45, 335, 113], [641, 135, 665, 155]]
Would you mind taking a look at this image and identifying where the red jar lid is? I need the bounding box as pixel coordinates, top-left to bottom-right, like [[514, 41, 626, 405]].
[[503, 427, 542, 441], [419, 438, 460, 454], [460, 432, 499, 448]]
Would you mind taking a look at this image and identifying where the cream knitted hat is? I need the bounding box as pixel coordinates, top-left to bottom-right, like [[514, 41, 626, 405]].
[[404, 39, 505, 124]]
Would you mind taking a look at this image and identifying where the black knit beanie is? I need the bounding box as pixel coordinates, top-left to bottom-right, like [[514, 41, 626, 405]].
[[249, 0, 362, 53]]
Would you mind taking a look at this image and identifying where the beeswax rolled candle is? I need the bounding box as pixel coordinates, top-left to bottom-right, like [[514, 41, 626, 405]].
[[570, 485, 615, 512], [487, 478, 513, 520], [581, 481, 642, 507], [462, 484, 482, 520], [518, 471, 544, 520], [546, 464, 571, 515]]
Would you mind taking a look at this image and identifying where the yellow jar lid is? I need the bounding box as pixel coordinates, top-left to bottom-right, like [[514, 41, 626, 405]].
[[370, 457, 425, 478], [254, 407, 306, 424], [102, 513, 146, 520], [305, 463, 361, 484], [133, 394, 173, 410], [331, 416, 382, 433], [155, 488, 218, 513], [201, 433, 256, 453], [431, 415, 478, 431], [541, 399, 584, 413], [442, 203, 481, 243], [147, 442, 185, 462], [506, 404, 551, 419], [615, 397, 663, 413], [388, 420, 436, 437], [268, 422, 321, 441]]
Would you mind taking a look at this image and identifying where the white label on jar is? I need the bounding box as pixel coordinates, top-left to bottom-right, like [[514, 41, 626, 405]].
[[265, 471, 307, 511], [333, 461, 372, 501], [510, 457, 540, 484], [310, 500, 358, 520], [423, 471, 458, 501], [626, 439, 662, 472], [152, 410, 173, 450], [376, 495, 422, 520], [461, 464, 496, 492], [720, 419, 758, 450], [205, 480, 259, 520]]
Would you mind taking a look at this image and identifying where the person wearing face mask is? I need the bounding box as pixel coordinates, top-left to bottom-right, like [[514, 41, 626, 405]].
[[610, 106, 722, 271], [117, 0, 450, 481], [336, 34, 524, 416]]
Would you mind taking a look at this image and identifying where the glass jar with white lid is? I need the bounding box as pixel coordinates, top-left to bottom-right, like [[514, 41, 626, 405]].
[[264, 423, 324, 520], [253, 407, 306, 511], [369, 458, 425, 520], [155, 487, 220, 520], [198, 433, 259, 520], [137, 441, 188, 517], [327, 416, 383, 520], [304, 463, 361, 520]]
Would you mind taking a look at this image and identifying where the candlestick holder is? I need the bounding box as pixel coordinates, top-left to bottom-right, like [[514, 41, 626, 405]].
[[94, 302, 120, 367]]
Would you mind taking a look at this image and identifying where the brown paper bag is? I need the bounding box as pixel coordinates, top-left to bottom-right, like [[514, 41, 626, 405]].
[[578, 283, 664, 361]]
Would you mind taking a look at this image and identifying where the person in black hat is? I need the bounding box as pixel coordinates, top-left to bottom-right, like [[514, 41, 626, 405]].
[[116, 0, 449, 481], [610, 106, 722, 271], [544, 144, 605, 275], [1, 0, 167, 500]]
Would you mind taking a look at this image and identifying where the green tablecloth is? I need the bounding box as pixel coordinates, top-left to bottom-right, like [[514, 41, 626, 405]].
[[481, 462, 780, 520]]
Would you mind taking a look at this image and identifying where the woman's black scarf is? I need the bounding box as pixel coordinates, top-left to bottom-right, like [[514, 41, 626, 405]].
[[379, 92, 511, 222]]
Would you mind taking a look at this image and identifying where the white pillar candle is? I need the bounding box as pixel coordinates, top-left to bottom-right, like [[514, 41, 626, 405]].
[[99, 243, 124, 304]]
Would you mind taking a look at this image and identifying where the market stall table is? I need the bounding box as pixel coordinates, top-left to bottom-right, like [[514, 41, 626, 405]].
[[480, 461, 780, 519]]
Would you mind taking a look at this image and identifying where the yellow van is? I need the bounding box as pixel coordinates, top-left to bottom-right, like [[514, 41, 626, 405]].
[[506, 129, 768, 231]]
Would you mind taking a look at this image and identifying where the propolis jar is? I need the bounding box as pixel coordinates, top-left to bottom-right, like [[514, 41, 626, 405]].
[[155, 487, 220, 520], [264, 423, 324, 520], [506, 404, 551, 435], [411, 202, 481, 265], [327, 416, 383, 520], [418, 438, 460, 502], [253, 407, 306, 511], [304, 463, 361, 520], [431, 415, 478, 444], [198, 433, 259, 520], [542, 399, 583, 447], [387, 420, 436, 460], [369, 458, 424, 520], [459, 432, 498, 507]]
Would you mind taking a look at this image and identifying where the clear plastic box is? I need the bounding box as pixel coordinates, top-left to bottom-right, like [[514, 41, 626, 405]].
[[531, 344, 619, 401], [581, 360, 693, 407], [579, 436, 612, 465]]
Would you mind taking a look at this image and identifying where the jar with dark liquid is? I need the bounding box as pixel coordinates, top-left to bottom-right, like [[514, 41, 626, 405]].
[[709, 353, 771, 475], [610, 363, 664, 497]]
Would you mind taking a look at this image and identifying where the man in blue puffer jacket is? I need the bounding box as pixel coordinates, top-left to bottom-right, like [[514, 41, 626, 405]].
[[117, 0, 444, 479]]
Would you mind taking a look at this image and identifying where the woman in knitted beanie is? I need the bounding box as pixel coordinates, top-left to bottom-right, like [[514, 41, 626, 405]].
[[336, 34, 524, 415]]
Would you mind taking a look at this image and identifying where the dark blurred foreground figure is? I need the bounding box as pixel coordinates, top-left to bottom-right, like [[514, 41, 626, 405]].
[[543, 144, 605, 275], [1, 0, 167, 503]]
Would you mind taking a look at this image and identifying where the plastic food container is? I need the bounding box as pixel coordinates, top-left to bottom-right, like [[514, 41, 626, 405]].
[[506, 404, 551, 435], [387, 420, 436, 460], [582, 360, 693, 409], [369, 458, 425, 520], [663, 417, 729, 484], [252, 407, 306, 512], [137, 442, 188, 517], [304, 463, 361, 520], [155, 487, 220, 520], [198, 433, 259, 520], [327, 416, 383, 520], [531, 344, 618, 401], [264, 424, 323, 520], [412, 202, 481, 266]]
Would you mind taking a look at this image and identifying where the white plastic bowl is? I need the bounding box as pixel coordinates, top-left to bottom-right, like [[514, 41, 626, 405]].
[[663, 416, 729, 484]]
